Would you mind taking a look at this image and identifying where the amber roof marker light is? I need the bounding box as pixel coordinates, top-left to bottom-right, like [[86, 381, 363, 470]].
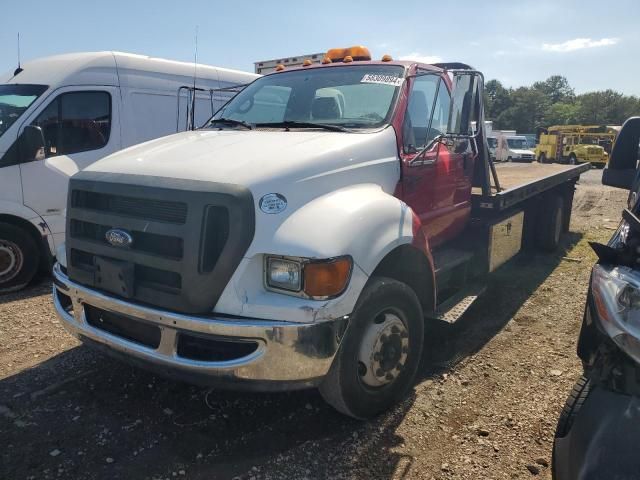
[[325, 46, 372, 63], [303, 59, 312, 67], [275, 64, 285, 71], [381, 54, 393, 62]]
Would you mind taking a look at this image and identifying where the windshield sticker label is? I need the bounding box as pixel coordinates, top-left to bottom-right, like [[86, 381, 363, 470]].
[[361, 74, 403, 86]]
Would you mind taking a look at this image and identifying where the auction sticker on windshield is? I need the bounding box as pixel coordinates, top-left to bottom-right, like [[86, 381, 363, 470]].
[[361, 74, 403, 87]]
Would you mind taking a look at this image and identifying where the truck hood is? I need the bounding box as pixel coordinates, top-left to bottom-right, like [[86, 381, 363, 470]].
[[85, 128, 400, 195]]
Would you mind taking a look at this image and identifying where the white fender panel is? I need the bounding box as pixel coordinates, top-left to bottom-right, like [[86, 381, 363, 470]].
[[0, 200, 54, 254], [214, 184, 418, 323]]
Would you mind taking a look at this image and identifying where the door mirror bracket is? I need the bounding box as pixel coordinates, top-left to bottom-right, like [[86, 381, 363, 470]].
[[409, 134, 459, 167]]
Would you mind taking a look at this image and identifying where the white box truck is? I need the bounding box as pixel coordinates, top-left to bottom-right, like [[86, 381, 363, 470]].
[[493, 130, 535, 162], [0, 52, 258, 292]]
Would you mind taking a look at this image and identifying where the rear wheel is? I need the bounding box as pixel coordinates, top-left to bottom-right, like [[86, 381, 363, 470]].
[[0, 223, 39, 293], [538, 153, 547, 163], [507, 156, 513, 162], [536, 195, 564, 252], [319, 277, 424, 419], [568, 153, 578, 165]]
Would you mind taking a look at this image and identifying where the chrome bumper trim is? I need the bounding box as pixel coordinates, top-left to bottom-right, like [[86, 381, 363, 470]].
[[52, 264, 348, 388]]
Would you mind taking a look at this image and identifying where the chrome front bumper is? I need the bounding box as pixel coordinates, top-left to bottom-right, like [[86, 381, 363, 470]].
[[52, 264, 348, 390]]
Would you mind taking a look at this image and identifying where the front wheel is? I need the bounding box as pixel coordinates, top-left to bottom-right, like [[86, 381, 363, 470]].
[[569, 154, 578, 165], [0, 223, 40, 293], [507, 156, 513, 162], [319, 277, 424, 419], [538, 153, 547, 163]]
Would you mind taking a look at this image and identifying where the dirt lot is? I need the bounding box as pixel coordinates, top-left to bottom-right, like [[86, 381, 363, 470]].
[[0, 166, 627, 480]]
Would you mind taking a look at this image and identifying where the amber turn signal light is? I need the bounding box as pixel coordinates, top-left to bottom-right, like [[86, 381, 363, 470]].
[[303, 257, 352, 298]]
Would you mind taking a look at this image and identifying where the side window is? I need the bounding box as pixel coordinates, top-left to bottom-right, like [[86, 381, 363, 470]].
[[428, 83, 451, 143], [31, 91, 111, 157], [404, 74, 439, 153]]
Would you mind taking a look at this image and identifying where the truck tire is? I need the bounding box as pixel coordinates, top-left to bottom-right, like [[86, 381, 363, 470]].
[[562, 189, 575, 233], [319, 276, 424, 419], [538, 153, 546, 163], [568, 153, 577, 165], [536, 195, 564, 252], [507, 156, 513, 162], [0, 223, 40, 294], [552, 376, 592, 476]]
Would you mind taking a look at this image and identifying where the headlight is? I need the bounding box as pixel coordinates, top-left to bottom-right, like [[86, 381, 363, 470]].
[[592, 264, 640, 362], [265, 255, 352, 299], [265, 257, 302, 292]]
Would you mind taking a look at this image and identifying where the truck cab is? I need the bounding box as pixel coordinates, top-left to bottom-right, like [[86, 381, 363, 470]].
[[52, 46, 587, 418], [0, 52, 257, 292]]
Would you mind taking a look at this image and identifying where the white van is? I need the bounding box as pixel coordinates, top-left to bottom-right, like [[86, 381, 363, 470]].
[[495, 133, 535, 162], [0, 52, 258, 292]]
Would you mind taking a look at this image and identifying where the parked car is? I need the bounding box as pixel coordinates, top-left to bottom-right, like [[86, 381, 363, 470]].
[[552, 117, 640, 479], [0, 52, 258, 292], [52, 46, 588, 419]]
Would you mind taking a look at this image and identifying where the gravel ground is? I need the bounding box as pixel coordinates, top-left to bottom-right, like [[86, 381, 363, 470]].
[[0, 166, 627, 480]]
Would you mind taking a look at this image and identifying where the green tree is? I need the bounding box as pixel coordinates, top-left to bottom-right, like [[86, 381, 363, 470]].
[[544, 102, 580, 126], [576, 90, 640, 124], [484, 79, 512, 122], [495, 87, 550, 132], [533, 75, 575, 104]]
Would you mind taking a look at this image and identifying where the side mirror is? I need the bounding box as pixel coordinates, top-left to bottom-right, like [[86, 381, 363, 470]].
[[602, 117, 640, 190], [447, 72, 480, 136], [19, 125, 46, 163]]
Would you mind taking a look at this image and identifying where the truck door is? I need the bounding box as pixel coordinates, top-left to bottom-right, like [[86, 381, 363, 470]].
[[401, 73, 466, 247], [18, 87, 121, 247]]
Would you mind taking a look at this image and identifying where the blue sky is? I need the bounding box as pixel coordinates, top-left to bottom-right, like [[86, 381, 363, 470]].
[[2, 0, 639, 95]]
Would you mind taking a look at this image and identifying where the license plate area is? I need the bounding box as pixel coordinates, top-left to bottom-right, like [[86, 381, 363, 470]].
[[94, 257, 135, 298]]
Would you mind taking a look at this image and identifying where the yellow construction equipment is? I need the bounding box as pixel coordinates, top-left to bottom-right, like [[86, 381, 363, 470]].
[[535, 125, 617, 168]]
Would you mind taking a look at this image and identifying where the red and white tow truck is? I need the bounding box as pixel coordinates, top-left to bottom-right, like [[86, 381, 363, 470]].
[[52, 46, 589, 418]]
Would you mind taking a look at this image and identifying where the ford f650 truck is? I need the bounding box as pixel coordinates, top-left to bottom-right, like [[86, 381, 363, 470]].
[[52, 46, 589, 418]]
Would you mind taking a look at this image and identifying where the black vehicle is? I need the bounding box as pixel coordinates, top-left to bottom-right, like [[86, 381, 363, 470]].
[[553, 117, 640, 479]]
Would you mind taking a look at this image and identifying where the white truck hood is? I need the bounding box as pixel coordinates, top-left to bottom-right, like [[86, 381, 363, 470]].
[[86, 127, 400, 196]]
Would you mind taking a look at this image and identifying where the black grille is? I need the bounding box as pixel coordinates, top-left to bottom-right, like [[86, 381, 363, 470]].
[[66, 172, 255, 313], [70, 219, 184, 259], [72, 190, 188, 224]]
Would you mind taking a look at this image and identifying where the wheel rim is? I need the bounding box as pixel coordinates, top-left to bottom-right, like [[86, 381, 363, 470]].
[[358, 309, 409, 388], [570, 156, 576, 164], [0, 240, 23, 283]]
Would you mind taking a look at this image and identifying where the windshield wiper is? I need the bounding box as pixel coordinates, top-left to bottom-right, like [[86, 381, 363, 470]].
[[208, 118, 253, 130], [254, 121, 348, 132]]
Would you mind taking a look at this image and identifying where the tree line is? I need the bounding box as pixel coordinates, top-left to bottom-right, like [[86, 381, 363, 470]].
[[484, 75, 640, 133]]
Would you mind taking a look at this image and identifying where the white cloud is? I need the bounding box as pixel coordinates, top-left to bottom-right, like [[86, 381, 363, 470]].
[[542, 37, 619, 52], [399, 52, 442, 64]]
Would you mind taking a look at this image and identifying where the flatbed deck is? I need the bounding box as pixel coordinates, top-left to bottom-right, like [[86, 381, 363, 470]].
[[472, 162, 591, 212]]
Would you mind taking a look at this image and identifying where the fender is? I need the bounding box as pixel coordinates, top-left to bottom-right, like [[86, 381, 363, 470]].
[[0, 199, 55, 251], [214, 184, 435, 323]]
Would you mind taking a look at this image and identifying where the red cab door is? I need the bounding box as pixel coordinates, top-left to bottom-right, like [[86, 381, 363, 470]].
[[400, 73, 470, 248]]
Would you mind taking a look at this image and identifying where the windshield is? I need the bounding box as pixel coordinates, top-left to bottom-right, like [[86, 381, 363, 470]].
[[0, 84, 48, 139], [207, 65, 405, 130], [507, 138, 529, 149]]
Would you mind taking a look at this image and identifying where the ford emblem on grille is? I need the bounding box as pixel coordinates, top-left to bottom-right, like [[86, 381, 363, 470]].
[[105, 228, 134, 248]]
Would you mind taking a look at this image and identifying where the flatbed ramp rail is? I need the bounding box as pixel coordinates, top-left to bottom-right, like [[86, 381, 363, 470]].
[[472, 163, 591, 212]]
